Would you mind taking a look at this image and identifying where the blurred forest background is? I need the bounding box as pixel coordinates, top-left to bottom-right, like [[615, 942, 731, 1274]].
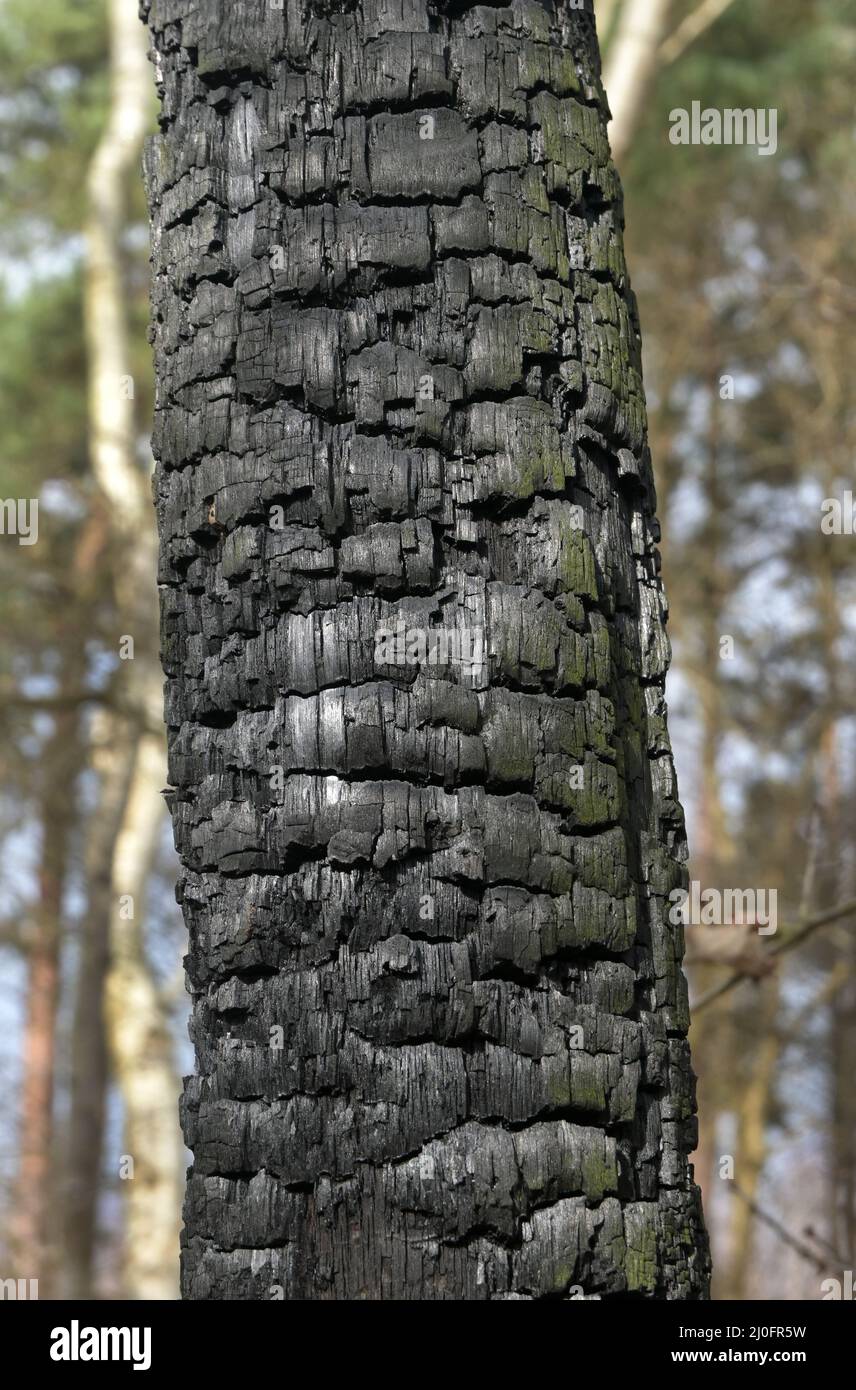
[[0, 0, 854, 1300]]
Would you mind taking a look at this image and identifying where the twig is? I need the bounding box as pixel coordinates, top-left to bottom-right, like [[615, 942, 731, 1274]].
[[803, 1225, 852, 1271], [693, 897, 856, 1013], [731, 1184, 831, 1276], [660, 0, 739, 66]]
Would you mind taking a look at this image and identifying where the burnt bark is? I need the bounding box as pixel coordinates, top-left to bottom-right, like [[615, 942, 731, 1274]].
[[144, 0, 710, 1299]]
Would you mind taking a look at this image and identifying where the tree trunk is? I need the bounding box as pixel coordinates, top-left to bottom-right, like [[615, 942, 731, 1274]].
[[726, 982, 780, 1300], [85, 0, 182, 1299], [144, 0, 709, 1300], [62, 705, 133, 1300], [13, 701, 80, 1294], [103, 717, 183, 1300], [602, 0, 671, 164], [684, 370, 733, 1247]]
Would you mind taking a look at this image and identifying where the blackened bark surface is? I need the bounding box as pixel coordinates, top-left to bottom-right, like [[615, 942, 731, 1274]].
[[144, 0, 710, 1299]]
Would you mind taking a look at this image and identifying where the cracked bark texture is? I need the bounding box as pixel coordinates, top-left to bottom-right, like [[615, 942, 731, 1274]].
[[143, 0, 710, 1300]]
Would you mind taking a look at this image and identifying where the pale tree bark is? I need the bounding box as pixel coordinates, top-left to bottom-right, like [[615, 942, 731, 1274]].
[[693, 379, 734, 888], [601, 0, 742, 161], [145, 0, 709, 1299], [807, 293, 855, 1271], [820, 585, 856, 1272], [684, 385, 730, 1216], [727, 982, 780, 1299], [104, 717, 183, 1301], [83, 0, 181, 1299], [84, 0, 152, 554], [602, 0, 672, 165]]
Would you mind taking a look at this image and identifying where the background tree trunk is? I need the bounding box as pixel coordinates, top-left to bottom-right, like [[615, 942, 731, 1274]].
[[103, 717, 183, 1301], [63, 703, 133, 1301], [85, 0, 181, 1299], [145, 0, 709, 1300], [12, 689, 82, 1295], [601, 0, 672, 164]]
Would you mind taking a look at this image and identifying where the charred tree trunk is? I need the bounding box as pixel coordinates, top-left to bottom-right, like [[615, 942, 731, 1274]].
[[144, 0, 709, 1300]]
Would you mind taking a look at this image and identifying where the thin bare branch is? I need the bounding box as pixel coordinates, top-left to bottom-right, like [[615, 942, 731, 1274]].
[[694, 897, 856, 1013], [803, 1225, 853, 1270], [660, 0, 739, 66], [732, 1184, 844, 1277]]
